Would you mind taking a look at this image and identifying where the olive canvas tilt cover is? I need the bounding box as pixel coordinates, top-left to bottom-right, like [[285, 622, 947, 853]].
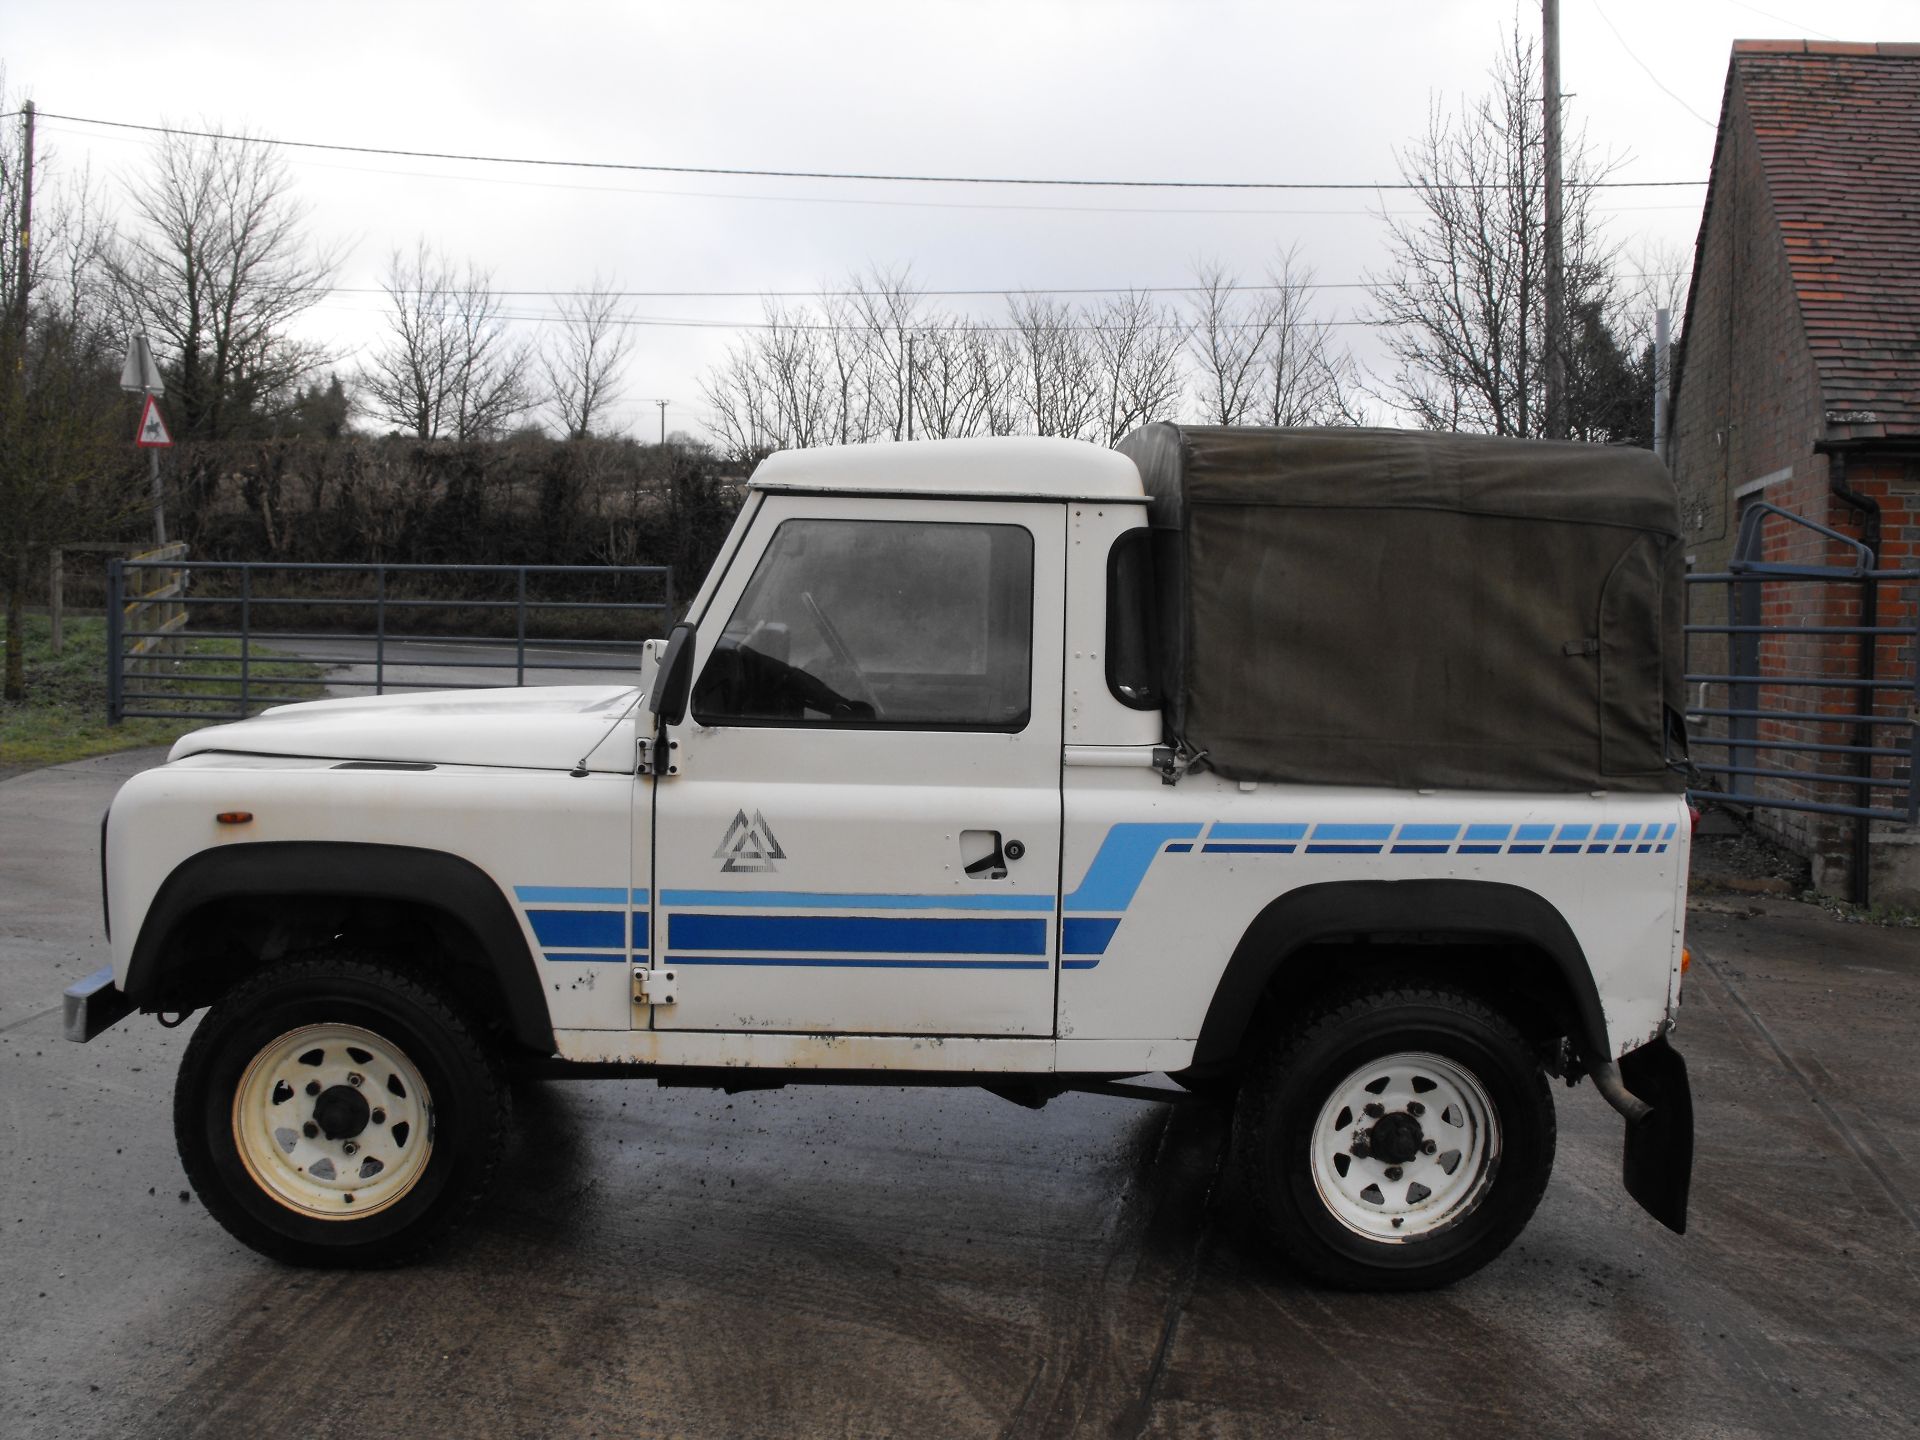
[[1113, 424, 1688, 793]]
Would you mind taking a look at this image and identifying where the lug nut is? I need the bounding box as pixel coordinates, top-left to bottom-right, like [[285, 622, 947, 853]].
[[1407, 1101, 1425, 1117], [305, 1080, 321, 1097], [1363, 1102, 1385, 1118], [1350, 1142, 1370, 1159], [371, 1108, 386, 1125], [347, 1073, 364, 1088], [1422, 1139, 1437, 1155], [1385, 1166, 1403, 1181], [342, 1140, 358, 1155], [302, 1121, 318, 1139]]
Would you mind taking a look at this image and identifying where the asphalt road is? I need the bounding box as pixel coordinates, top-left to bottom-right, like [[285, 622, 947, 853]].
[[5, 751, 1918, 1438]]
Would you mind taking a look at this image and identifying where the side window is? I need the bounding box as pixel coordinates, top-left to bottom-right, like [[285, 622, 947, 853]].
[[1105, 528, 1161, 710], [692, 518, 1034, 730]]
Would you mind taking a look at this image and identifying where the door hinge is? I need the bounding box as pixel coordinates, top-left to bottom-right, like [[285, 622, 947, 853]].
[[633, 965, 678, 1006], [635, 735, 654, 775]]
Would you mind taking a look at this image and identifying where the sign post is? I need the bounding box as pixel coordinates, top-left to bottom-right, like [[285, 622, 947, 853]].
[[120, 335, 169, 544]]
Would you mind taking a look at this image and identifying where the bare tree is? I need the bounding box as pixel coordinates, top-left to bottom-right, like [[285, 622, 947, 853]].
[[1008, 295, 1101, 439], [543, 275, 636, 439], [1091, 290, 1186, 444], [1187, 262, 1275, 425], [848, 265, 924, 440], [1366, 23, 1618, 435], [109, 124, 339, 439], [358, 242, 536, 440], [1, 96, 132, 699], [1252, 247, 1362, 427]]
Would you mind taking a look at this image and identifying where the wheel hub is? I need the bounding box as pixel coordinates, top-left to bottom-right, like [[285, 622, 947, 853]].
[[1308, 1051, 1502, 1244], [312, 1083, 371, 1140], [232, 1022, 433, 1220], [1364, 1110, 1424, 1165]]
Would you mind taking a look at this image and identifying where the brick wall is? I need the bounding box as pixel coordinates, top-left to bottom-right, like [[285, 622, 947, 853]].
[[1669, 70, 1919, 884]]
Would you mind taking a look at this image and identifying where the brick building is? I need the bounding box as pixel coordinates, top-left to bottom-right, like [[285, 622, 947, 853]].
[[1669, 40, 1919, 905]]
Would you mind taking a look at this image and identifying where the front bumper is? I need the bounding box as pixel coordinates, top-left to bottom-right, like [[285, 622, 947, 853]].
[[64, 967, 134, 1043]]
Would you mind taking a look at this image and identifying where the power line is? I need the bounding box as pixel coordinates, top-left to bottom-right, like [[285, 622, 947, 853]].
[[37, 118, 1704, 219], [312, 299, 1390, 333], [324, 272, 1686, 301], [1722, 0, 1840, 42], [1587, 0, 1720, 128], [35, 109, 1708, 191]]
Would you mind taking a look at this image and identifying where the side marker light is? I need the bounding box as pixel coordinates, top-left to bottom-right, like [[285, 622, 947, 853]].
[[216, 811, 254, 825]]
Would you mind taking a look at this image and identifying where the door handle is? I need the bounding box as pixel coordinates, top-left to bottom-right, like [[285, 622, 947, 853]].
[[961, 830, 1008, 879]]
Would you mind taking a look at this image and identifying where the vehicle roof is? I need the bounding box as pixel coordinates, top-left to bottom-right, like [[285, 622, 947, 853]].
[[748, 436, 1149, 502]]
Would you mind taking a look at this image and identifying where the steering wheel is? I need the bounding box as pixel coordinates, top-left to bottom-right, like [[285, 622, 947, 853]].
[[801, 590, 883, 717]]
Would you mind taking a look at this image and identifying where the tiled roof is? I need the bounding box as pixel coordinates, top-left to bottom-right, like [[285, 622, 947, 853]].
[[1734, 40, 1920, 438]]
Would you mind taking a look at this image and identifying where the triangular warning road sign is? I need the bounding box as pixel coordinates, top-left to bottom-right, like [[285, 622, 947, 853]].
[[135, 394, 173, 448]]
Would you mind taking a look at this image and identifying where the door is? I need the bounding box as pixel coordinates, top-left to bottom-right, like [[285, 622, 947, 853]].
[[647, 494, 1065, 1037]]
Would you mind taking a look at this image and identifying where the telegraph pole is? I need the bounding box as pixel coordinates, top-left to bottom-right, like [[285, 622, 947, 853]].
[[1542, 0, 1568, 440], [655, 399, 667, 444], [9, 102, 32, 355], [4, 103, 34, 703]]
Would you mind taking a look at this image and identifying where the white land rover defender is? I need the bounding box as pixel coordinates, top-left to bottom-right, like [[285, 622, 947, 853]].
[[67, 425, 1695, 1289]]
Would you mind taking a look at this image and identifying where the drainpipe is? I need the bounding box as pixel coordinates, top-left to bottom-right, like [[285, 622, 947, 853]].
[[1827, 449, 1881, 906]]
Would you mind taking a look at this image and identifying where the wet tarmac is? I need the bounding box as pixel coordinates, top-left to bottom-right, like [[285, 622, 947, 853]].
[[5, 752, 1917, 1437]]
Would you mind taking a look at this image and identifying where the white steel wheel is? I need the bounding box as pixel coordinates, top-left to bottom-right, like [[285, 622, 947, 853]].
[[1309, 1051, 1500, 1242], [233, 1022, 434, 1220]]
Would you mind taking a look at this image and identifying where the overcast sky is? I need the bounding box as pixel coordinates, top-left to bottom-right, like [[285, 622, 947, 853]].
[[6, 0, 1915, 441]]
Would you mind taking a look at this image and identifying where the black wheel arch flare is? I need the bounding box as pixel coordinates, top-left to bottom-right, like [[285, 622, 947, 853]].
[[124, 842, 554, 1054], [1191, 879, 1614, 1071]]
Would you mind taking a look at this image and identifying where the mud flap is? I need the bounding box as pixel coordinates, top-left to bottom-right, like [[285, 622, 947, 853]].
[[1619, 1034, 1693, 1234]]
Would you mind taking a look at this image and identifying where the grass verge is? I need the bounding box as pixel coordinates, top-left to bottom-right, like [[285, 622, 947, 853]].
[[1, 613, 323, 769]]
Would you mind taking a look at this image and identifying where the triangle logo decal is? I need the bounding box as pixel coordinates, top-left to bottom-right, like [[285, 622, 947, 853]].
[[714, 809, 786, 873]]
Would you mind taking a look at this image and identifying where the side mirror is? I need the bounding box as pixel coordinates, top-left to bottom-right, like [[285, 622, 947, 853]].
[[649, 622, 697, 725]]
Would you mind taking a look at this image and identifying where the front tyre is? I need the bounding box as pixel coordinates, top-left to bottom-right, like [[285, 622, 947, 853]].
[[174, 953, 509, 1267], [1232, 984, 1555, 1290]]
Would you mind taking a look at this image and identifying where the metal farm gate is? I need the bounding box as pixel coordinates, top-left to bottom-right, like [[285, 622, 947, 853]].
[[1684, 502, 1918, 904], [106, 559, 674, 725]]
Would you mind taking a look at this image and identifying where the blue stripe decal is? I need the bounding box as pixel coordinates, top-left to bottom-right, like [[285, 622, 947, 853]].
[[1063, 917, 1121, 955], [1165, 843, 1194, 853], [1556, 824, 1592, 843], [1515, 824, 1554, 843], [1062, 958, 1101, 970], [1311, 823, 1394, 842], [528, 910, 625, 948], [1391, 844, 1451, 854], [1064, 824, 1203, 911], [1203, 842, 1296, 853], [515, 885, 627, 906], [1464, 824, 1514, 842], [660, 889, 1052, 911], [668, 914, 1048, 955], [1209, 823, 1310, 841], [1397, 824, 1462, 843], [1458, 844, 1503, 854], [1307, 844, 1384, 854], [631, 912, 650, 949], [668, 954, 1049, 970], [545, 951, 626, 964]]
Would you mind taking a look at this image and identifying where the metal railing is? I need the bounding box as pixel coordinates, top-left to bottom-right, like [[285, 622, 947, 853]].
[[1684, 501, 1916, 899], [106, 559, 674, 724]]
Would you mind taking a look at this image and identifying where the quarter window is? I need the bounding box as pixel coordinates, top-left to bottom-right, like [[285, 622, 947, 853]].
[[692, 518, 1034, 730]]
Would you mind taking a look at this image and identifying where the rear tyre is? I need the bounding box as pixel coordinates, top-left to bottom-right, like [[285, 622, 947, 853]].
[[1232, 983, 1555, 1290], [174, 952, 509, 1267]]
